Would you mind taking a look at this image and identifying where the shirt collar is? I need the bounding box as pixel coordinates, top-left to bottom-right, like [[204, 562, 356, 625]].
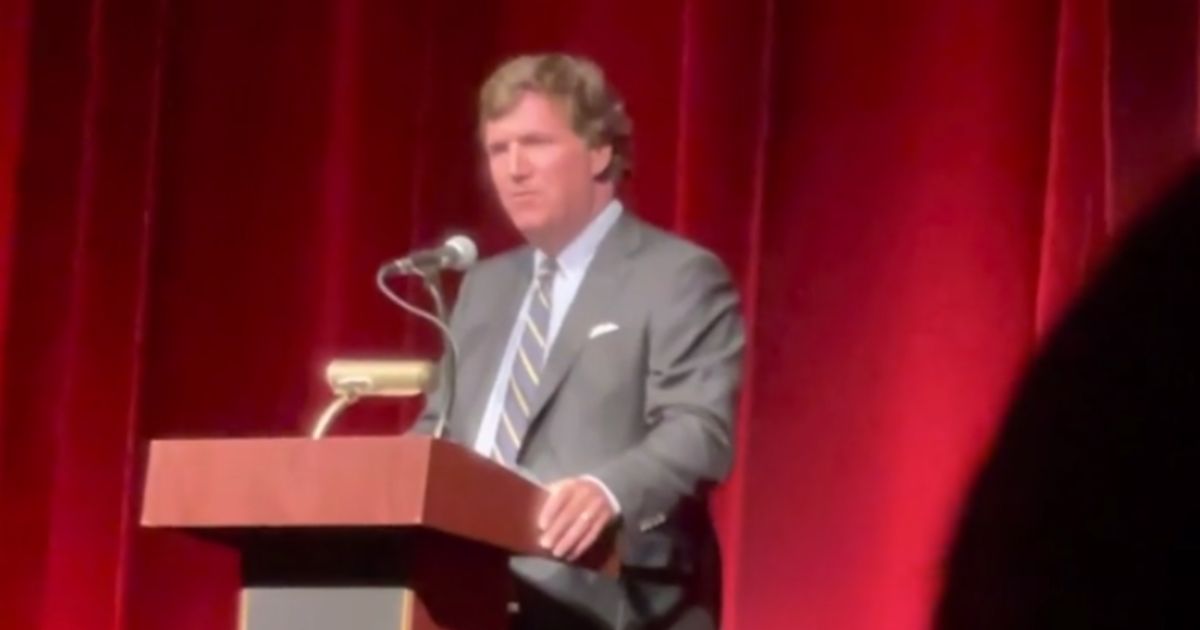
[[533, 199, 623, 281]]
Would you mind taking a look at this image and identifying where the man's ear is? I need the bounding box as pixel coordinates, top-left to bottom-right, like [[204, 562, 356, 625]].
[[590, 144, 613, 178]]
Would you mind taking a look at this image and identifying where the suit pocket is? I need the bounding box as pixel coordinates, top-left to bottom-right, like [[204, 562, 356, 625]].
[[623, 529, 674, 568], [577, 318, 643, 370], [620, 528, 697, 574]]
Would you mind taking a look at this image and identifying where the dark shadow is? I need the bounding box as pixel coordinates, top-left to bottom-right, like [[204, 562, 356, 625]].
[[936, 164, 1200, 629]]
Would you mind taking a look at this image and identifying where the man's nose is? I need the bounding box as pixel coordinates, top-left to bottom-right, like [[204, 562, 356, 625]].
[[507, 145, 531, 179]]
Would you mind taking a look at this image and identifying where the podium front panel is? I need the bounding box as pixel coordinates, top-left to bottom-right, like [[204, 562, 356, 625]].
[[242, 587, 410, 630]]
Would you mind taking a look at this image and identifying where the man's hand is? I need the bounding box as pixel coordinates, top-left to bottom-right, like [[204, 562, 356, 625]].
[[537, 477, 617, 561]]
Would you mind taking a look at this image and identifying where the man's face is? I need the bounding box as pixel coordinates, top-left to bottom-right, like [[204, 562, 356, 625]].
[[482, 91, 611, 247]]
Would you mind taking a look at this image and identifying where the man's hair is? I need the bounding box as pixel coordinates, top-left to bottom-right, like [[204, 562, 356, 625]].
[[479, 53, 632, 182]]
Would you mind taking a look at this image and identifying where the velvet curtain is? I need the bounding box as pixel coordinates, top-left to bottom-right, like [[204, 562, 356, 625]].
[[1, 1, 1195, 628]]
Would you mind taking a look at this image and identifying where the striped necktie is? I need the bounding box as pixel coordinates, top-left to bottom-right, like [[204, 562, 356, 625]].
[[493, 258, 556, 465]]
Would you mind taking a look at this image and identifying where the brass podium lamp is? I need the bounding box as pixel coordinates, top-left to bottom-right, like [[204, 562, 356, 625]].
[[309, 359, 436, 439]]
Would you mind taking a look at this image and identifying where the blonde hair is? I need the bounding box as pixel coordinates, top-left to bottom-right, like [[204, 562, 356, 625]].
[[479, 53, 632, 182]]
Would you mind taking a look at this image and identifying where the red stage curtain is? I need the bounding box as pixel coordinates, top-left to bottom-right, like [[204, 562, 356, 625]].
[[0, 1, 1195, 629]]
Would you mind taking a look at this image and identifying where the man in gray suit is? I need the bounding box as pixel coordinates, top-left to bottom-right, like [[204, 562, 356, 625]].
[[414, 53, 744, 629]]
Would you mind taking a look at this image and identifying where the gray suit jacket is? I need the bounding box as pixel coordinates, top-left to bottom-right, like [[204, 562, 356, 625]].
[[414, 211, 744, 629]]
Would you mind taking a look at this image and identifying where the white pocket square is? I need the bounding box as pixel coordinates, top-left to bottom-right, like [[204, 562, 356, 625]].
[[588, 322, 620, 339]]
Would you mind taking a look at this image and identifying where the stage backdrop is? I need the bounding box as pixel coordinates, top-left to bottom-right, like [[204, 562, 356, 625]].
[[1, 1, 1196, 628]]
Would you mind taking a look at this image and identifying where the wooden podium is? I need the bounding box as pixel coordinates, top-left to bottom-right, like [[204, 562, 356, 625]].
[[141, 435, 614, 630]]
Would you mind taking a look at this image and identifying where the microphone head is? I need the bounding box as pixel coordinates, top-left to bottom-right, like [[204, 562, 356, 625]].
[[443, 235, 478, 270]]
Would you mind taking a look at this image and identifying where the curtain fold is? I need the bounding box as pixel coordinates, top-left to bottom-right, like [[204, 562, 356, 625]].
[[0, 0, 31, 399], [0, 2, 1194, 629]]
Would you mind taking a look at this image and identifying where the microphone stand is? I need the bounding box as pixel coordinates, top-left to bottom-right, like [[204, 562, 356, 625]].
[[375, 265, 460, 440], [415, 269, 457, 439]]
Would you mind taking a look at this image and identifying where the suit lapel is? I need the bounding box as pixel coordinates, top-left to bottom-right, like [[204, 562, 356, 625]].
[[524, 213, 643, 427], [454, 251, 531, 442]]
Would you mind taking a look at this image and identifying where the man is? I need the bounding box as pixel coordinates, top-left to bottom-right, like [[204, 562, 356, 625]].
[[413, 53, 744, 629]]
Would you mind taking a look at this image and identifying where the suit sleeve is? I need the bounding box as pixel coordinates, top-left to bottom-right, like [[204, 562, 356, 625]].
[[410, 268, 475, 436], [589, 252, 745, 528]]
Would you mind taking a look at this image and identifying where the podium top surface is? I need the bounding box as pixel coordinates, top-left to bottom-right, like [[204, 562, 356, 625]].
[[142, 435, 548, 556]]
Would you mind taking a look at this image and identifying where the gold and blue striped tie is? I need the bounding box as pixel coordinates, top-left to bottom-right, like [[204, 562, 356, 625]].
[[494, 258, 556, 465]]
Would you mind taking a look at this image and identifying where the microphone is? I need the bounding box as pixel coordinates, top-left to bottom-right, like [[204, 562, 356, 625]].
[[383, 235, 478, 275], [375, 234, 477, 439]]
